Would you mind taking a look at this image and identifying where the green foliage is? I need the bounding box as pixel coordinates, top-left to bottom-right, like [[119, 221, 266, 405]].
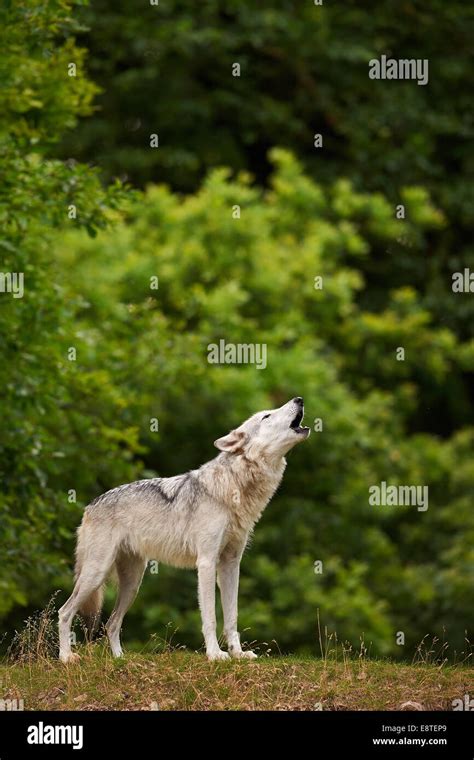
[[44, 151, 474, 656], [1, 1, 472, 662], [58, 0, 474, 337], [0, 0, 138, 616]]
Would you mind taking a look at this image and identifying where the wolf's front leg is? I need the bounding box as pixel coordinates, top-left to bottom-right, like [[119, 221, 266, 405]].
[[197, 558, 230, 661], [218, 555, 257, 660]]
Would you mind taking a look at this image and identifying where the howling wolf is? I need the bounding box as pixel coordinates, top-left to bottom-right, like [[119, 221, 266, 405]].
[[59, 397, 310, 662]]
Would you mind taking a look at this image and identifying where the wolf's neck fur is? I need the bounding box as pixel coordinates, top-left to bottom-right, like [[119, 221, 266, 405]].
[[199, 452, 286, 532]]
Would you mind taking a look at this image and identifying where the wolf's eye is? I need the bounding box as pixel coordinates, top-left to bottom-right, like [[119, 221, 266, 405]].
[[262, 414, 271, 421]]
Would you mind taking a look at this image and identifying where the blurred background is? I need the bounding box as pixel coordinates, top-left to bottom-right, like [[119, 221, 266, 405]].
[[1, 0, 473, 659]]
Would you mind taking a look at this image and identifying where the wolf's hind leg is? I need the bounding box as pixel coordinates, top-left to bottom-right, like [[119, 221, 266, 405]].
[[58, 544, 116, 664], [105, 552, 147, 657]]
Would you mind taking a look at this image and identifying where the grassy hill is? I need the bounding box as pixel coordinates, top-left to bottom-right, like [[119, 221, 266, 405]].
[[1, 648, 472, 711]]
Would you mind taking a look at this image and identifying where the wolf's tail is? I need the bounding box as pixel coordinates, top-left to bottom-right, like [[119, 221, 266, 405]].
[[74, 519, 105, 637]]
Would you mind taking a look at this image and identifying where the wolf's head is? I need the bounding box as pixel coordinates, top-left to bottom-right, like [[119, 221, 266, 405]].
[[214, 397, 310, 460]]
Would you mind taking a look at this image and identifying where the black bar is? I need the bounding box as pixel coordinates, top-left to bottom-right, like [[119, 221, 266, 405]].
[[0, 710, 472, 757]]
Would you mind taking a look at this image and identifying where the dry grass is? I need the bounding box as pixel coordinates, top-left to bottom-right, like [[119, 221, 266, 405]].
[[1, 646, 473, 711], [1, 602, 472, 711]]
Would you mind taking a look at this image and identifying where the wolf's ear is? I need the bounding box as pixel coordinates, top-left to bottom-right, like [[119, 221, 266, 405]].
[[214, 429, 247, 453]]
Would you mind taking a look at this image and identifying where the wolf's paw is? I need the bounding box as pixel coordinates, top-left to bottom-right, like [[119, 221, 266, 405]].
[[231, 650, 258, 660], [59, 652, 80, 665], [207, 649, 231, 662], [241, 650, 258, 660]]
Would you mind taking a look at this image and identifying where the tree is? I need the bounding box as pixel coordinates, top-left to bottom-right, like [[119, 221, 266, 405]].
[[49, 150, 474, 655], [0, 0, 138, 617], [58, 0, 474, 342]]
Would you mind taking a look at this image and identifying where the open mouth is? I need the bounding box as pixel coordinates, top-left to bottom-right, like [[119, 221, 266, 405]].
[[290, 408, 310, 435]]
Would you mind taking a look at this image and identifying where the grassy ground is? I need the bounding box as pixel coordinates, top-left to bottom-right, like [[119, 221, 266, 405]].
[[2, 605, 471, 710], [1, 646, 472, 711]]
